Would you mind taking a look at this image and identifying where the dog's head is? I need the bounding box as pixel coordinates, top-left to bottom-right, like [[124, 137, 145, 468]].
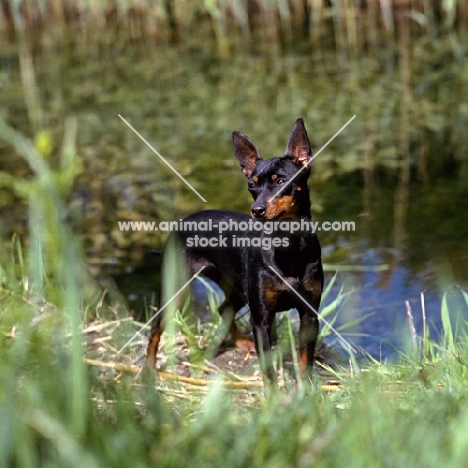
[[232, 118, 313, 220]]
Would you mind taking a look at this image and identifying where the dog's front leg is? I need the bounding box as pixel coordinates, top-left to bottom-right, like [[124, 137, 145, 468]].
[[296, 300, 320, 379], [249, 305, 277, 385], [298, 259, 323, 378]]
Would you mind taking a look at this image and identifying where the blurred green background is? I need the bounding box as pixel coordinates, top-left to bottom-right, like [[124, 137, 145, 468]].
[[1, 0, 467, 356]]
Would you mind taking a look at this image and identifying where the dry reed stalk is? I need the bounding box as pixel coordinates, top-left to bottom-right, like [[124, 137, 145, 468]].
[[421, 291, 427, 356], [405, 300, 418, 354]]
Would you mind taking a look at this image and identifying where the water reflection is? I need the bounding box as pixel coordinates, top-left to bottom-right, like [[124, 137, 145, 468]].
[[1, 39, 467, 359]]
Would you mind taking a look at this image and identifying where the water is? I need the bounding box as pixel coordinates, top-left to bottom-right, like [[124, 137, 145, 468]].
[[1, 37, 467, 360]]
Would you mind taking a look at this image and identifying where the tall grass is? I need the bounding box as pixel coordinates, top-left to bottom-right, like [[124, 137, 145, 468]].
[[1, 0, 468, 54]]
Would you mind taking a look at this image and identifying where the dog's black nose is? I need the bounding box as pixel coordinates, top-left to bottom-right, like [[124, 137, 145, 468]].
[[251, 204, 266, 218]]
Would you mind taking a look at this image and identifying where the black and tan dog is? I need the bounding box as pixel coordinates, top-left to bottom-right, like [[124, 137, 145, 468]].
[[147, 119, 323, 384]]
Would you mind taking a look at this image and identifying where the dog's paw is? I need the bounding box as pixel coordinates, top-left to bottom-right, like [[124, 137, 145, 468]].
[[234, 338, 256, 354]]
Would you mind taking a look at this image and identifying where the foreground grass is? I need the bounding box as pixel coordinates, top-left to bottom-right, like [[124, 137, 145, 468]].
[[2, 255, 468, 467]]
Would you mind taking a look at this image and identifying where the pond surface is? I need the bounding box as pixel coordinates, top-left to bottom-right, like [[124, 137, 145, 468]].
[[1, 37, 467, 360]]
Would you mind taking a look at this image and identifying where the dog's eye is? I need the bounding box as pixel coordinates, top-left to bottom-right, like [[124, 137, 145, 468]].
[[248, 181, 257, 189], [276, 178, 286, 185]]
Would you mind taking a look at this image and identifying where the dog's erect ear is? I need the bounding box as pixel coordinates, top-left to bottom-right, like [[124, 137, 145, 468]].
[[232, 131, 262, 178], [285, 118, 313, 166]]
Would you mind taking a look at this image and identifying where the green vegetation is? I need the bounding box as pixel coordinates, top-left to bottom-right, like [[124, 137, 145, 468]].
[[1, 116, 468, 467], [1, 1, 468, 466]]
